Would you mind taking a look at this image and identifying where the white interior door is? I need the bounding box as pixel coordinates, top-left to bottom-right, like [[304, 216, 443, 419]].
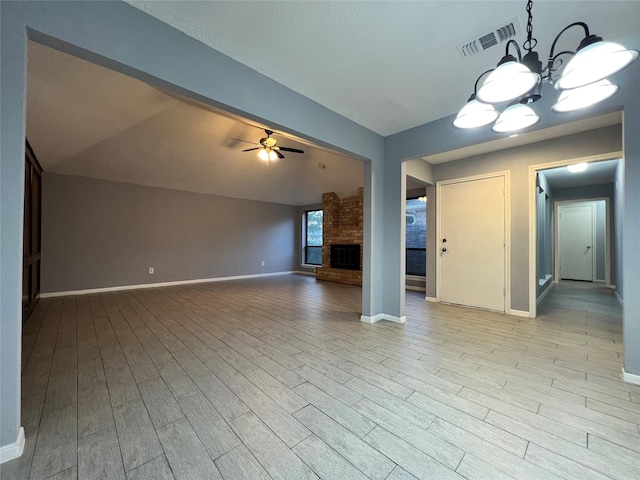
[[439, 175, 506, 312], [558, 203, 594, 281]]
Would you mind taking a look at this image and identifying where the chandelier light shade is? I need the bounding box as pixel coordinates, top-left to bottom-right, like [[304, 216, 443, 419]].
[[492, 103, 540, 133], [477, 59, 540, 104], [454, 0, 637, 134], [552, 80, 619, 113], [556, 41, 639, 90], [453, 97, 500, 129]]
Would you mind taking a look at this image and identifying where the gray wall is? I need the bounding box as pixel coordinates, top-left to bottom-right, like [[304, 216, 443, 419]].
[[427, 125, 622, 311], [42, 173, 298, 293], [614, 163, 624, 298]]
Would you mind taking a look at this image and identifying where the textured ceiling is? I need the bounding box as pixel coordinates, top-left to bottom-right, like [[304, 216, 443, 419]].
[[125, 1, 640, 136], [27, 42, 364, 206]]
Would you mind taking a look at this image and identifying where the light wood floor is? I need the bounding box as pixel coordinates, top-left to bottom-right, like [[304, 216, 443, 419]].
[[2, 276, 639, 480]]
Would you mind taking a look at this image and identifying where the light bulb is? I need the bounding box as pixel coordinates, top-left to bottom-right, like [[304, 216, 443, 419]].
[[258, 148, 269, 161], [567, 163, 588, 173], [269, 150, 278, 161]]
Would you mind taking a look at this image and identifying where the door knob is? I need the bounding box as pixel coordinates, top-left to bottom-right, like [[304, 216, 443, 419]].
[[441, 247, 447, 252]]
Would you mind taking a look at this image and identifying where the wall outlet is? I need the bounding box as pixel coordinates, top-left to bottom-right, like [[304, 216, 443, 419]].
[[261, 261, 265, 267], [148, 267, 154, 274]]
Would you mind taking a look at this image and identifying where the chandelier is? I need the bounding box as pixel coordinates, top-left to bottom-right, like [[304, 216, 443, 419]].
[[453, 0, 638, 133]]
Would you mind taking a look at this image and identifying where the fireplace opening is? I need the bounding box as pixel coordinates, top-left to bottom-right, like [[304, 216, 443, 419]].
[[330, 244, 360, 270]]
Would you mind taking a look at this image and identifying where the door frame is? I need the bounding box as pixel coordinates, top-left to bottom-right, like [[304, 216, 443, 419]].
[[528, 152, 622, 318], [555, 200, 601, 282], [436, 171, 511, 313]]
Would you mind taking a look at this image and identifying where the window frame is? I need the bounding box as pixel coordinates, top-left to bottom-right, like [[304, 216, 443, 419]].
[[304, 209, 323, 266]]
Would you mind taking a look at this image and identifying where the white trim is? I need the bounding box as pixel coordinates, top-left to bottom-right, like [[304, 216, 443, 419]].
[[509, 309, 530, 318], [0, 427, 24, 464], [405, 275, 426, 281], [405, 285, 426, 292], [40, 271, 297, 298], [621, 368, 640, 386], [360, 314, 406, 324], [425, 296, 437, 303], [436, 171, 510, 313], [616, 291, 624, 306], [296, 270, 316, 277], [528, 152, 622, 318]]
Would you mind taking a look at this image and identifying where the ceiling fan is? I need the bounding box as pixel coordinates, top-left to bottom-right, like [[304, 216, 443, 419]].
[[232, 129, 304, 165]]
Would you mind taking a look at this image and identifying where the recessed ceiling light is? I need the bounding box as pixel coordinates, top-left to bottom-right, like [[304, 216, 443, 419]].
[[567, 162, 588, 173]]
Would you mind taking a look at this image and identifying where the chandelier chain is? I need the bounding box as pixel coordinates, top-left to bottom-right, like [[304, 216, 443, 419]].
[[523, 0, 537, 53]]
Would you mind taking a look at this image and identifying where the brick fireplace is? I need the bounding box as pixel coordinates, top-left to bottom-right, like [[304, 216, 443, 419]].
[[316, 187, 363, 286]]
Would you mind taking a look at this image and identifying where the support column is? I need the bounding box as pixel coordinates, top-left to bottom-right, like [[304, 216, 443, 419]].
[[0, 15, 26, 459], [623, 96, 640, 381]]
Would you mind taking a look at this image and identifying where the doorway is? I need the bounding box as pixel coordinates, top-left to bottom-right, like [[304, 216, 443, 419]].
[[528, 154, 621, 318], [436, 172, 508, 312], [557, 201, 602, 282]]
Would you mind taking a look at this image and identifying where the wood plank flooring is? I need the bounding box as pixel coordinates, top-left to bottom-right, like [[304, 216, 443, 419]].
[[2, 276, 639, 480]]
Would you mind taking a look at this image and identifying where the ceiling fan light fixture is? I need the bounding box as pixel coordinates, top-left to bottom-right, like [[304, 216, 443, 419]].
[[258, 148, 277, 162], [556, 40, 638, 90], [476, 60, 540, 104], [453, 97, 500, 129], [492, 103, 540, 133], [552, 79, 619, 113]]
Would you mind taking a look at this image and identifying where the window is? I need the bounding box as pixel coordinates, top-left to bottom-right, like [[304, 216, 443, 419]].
[[406, 197, 426, 276], [305, 209, 323, 265]]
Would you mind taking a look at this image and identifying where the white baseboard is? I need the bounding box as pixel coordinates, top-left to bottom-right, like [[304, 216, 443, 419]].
[[295, 270, 316, 277], [360, 314, 406, 324], [509, 309, 530, 318], [621, 368, 640, 386], [536, 282, 554, 305], [607, 284, 616, 289], [616, 291, 623, 306], [405, 285, 426, 292], [40, 271, 297, 298], [425, 296, 437, 303], [0, 427, 24, 464]]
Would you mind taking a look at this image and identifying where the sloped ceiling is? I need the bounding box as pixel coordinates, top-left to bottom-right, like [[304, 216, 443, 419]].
[[27, 42, 364, 206]]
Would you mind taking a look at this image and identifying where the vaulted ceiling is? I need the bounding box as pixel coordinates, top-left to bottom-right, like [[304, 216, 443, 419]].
[[26, 1, 638, 205]]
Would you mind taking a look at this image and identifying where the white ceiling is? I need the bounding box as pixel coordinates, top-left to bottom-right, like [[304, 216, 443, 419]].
[[541, 159, 619, 189], [126, 0, 640, 136], [27, 42, 364, 206]]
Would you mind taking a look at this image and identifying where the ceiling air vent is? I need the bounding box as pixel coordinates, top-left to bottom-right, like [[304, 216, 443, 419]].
[[457, 17, 522, 60]]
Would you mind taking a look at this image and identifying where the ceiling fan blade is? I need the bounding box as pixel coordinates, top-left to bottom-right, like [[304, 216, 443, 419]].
[[242, 147, 260, 152], [231, 137, 259, 145], [278, 147, 304, 154], [275, 150, 285, 159]]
